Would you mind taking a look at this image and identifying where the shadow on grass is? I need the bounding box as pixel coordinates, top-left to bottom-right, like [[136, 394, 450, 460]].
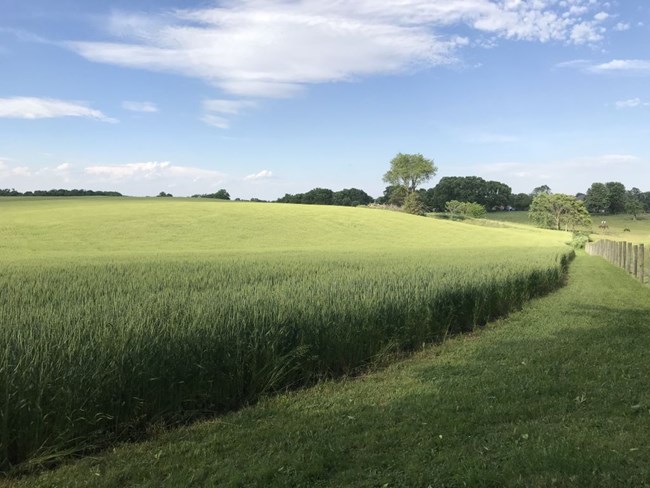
[[23, 299, 650, 488]]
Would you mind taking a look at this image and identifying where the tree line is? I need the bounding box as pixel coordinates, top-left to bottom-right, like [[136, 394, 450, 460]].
[[0, 188, 122, 197]]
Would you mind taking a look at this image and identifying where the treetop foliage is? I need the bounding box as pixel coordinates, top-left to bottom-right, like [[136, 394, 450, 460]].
[[0, 188, 122, 197], [529, 193, 591, 231], [277, 187, 374, 207], [383, 153, 437, 193]]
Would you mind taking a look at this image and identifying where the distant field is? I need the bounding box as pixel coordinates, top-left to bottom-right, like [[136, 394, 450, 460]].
[[486, 210, 650, 244], [0, 198, 572, 472]]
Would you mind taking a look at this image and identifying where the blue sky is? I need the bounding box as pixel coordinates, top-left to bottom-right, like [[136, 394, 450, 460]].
[[1, 0, 649, 199]]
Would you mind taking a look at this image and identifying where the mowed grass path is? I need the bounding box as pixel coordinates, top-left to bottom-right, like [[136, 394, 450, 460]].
[[11, 254, 650, 487]]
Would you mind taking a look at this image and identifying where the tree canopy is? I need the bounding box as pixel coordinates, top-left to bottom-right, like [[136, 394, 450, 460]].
[[382, 153, 437, 193], [529, 193, 591, 231], [427, 176, 512, 211]]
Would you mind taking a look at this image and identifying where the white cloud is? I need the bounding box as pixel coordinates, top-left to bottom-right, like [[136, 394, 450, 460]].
[[244, 170, 273, 181], [589, 59, 650, 74], [66, 1, 614, 99], [55, 162, 71, 171], [615, 98, 650, 109], [203, 99, 257, 115], [593, 12, 609, 22], [122, 101, 158, 112], [201, 99, 257, 128], [614, 22, 630, 31], [84, 161, 225, 183], [0, 97, 117, 122], [201, 114, 230, 129]]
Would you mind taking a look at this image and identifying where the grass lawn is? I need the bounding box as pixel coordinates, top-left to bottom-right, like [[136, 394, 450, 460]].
[[8, 253, 650, 488]]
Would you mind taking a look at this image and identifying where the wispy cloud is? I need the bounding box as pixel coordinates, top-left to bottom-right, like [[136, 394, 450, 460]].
[[589, 59, 650, 74], [244, 170, 273, 181], [65, 0, 613, 101], [0, 97, 117, 122], [615, 98, 650, 109], [122, 101, 158, 113], [201, 99, 257, 129], [84, 161, 225, 183]]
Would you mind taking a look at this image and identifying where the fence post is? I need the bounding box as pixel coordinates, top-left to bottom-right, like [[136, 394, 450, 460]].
[[627, 242, 634, 273], [640, 244, 645, 284], [633, 245, 639, 279]]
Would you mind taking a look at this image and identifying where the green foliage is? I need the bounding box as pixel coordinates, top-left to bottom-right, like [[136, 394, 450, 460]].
[[625, 194, 644, 220], [429, 176, 512, 211], [585, 182, 609, 214], [0, 198, 572, 471], [531, 185, 552, 196], [382, 153, 437, 193], [0, 188, 122, 197], [193, 189, 230, 200], [445, 200, 487, 218], [568, 231, 591, 249], [529, 193, 591, 231], [157, 191, 173, 197], [402, 191, 427, 215], [277, 188, 372, 206], [605, 181, 626, 213], [511, 192, 532, 210]]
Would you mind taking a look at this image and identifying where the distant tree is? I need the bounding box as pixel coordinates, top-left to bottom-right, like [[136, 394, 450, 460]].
[[196, 189, 230, 200], [483, 180, 512, 209], [332, 188, 374, 206], [157, 191, 173, 197], [605, 182, 626, 213], [301, 188, 334, 205], [510, 193, 532, 210], [383, 153, 437, 194], [428, 176, 511, 211], [531, 185, 552, 197], [375, 185, 407, 206], [445, 200, 486, 218], [625, 194, 644, 220], [529, 193, 591, 231], [585, 183, 609, 214]]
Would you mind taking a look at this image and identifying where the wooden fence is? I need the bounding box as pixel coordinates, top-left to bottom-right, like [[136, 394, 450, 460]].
[[585, 239, 646, 284]]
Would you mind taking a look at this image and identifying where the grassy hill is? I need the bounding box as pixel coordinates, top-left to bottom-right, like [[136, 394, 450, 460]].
[[0, 198, 573, 473]]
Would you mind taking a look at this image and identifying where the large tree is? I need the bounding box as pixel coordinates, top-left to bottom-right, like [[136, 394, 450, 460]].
[[529, 193, 591, 231], [427, 176, 512, 211], [383, 153, 437, 194], [585, 182, 609, 214], [605, 181, 626, 213]]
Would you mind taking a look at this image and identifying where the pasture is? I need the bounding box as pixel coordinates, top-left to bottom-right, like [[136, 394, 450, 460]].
[[0, 198, 572, 472], [487, 210, 650, 243]]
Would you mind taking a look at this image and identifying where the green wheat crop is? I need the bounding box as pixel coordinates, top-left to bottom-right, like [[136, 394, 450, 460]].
[[0, 198, 572, 470]]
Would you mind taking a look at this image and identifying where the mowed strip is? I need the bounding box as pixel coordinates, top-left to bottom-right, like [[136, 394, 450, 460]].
[[11, 254, 650, 488]]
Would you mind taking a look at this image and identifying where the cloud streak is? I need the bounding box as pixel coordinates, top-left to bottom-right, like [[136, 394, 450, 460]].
[[84, 161, 225, 183], [122, 101, 158, 113], [244, 170, 273, 181], [0, 97, 117, 122]]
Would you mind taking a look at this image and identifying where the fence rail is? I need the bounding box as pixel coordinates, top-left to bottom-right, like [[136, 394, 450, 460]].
[[586, 239, 646, 284]]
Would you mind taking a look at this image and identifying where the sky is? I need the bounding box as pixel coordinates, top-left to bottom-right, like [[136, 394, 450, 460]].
[[0, 0, 649, 199]]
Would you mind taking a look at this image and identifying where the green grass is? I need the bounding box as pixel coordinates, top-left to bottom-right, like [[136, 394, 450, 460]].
[[0, 198, 573, 472], [486, 210, 650, 244], [7, 253, 650, 487]]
